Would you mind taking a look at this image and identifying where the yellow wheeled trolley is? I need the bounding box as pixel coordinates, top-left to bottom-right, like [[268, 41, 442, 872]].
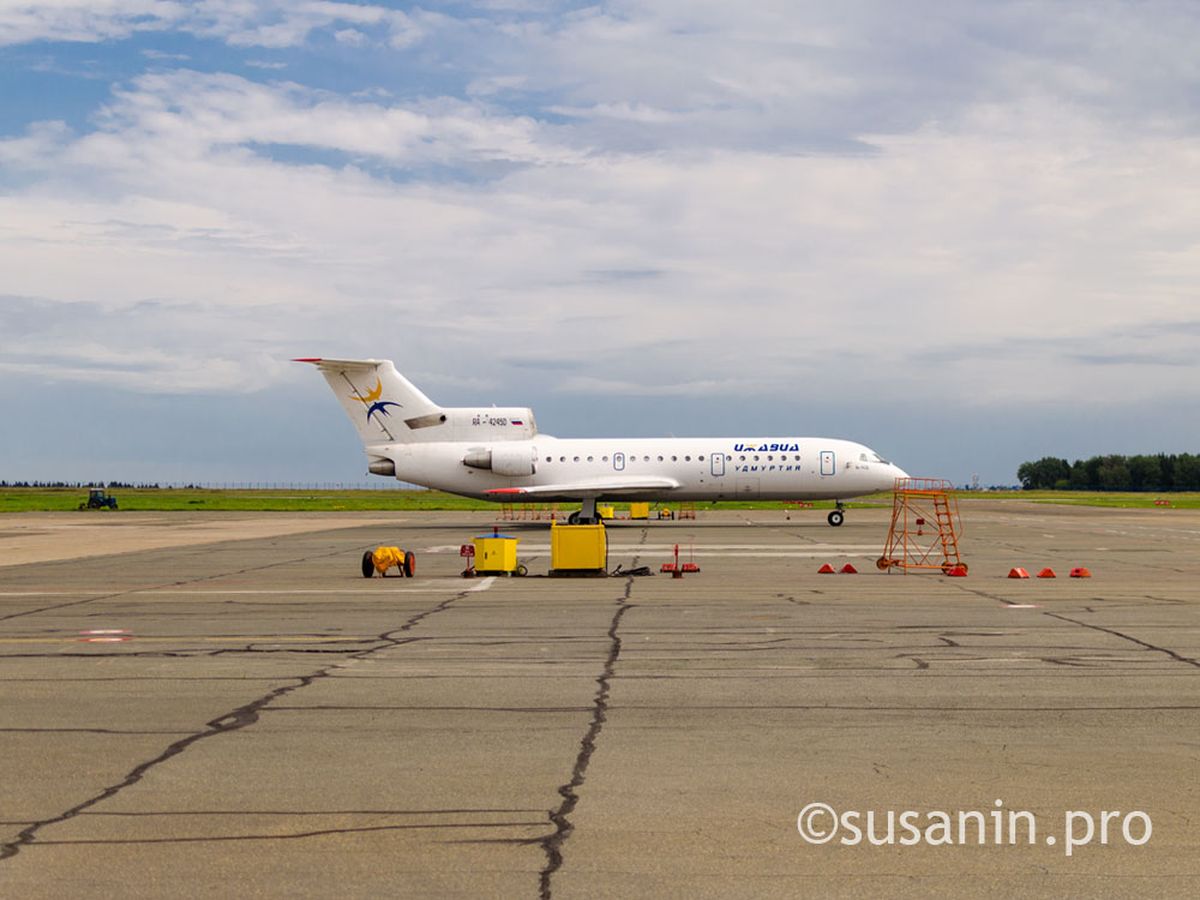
[[361, 546, 416, 578]]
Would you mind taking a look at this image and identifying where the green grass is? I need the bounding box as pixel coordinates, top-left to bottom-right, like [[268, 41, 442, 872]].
[[3, 487, 1196, 514], [0, 487, 492, 513], [953, 490, 1200, 509], [0, 487, 886, 514]]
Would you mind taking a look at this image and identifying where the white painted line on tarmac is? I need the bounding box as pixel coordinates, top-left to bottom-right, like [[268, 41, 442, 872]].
[[467, 576, 497, 592], [134, 578, 473, 595], [516, 551, 880, 559], [0, 592, 101, 596], [426, 543, 882, 553]]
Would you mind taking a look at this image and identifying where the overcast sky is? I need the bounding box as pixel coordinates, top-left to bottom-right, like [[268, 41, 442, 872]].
[[2, 1, 1198, 487]]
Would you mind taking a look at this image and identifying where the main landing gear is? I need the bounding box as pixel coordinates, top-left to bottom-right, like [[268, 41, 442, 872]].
[[827, 502, 845, 527], [567, 498, 602, 525]]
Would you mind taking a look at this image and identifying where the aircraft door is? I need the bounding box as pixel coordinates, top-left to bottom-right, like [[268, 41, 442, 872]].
[[614, 452, 625, 471], [820, 450, 836, 476], [711, 453, 726, 477]]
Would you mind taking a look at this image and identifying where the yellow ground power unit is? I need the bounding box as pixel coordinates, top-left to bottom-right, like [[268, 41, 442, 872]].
[[550, 523, 608, 574], [473, 533, 521, 574], [597, 505, 615, 520], [629, 502, 650, 520]]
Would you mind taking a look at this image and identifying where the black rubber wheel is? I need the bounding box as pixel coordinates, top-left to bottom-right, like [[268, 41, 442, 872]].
[[827, 509, 844, 527], [515, 564, 528, 577], [567, 511, 580, 525], [403, 551, 416, 578], [361, 551, 375, 578]]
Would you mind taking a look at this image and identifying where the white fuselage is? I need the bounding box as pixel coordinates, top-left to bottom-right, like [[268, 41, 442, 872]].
[[380, 435, 904, 501], [296, 358, 909, 510]]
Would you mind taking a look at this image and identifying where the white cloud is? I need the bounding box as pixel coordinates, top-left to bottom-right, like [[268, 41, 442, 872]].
[[0, 0, 423, 48], [0, 1, 185, 45], [51, 70, 580, 169], [1, 2, 1199, 429], [333, 27, 365, 46], [3, 64, 1199, 410]]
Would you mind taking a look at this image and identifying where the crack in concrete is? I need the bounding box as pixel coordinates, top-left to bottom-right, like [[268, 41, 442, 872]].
[[0, 588, 468, 862], [1042, 612, 1200, 669], [81, 808, 543, 816], [32, 820, 548, 846], [537, 527, 645, 900], [0, 544, 354, 623], [0, 728, 192, 735]]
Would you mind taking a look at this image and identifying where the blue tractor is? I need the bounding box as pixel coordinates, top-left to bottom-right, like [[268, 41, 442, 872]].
[[79, 488, 119, 510]]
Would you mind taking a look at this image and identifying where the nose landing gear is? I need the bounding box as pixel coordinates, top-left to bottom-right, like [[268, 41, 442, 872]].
[[827, 502, 845, 527]]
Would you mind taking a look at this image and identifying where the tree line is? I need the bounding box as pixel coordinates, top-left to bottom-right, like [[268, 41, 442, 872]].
[[0, 481, 166, 489], [1017, 454, 1200, 491]]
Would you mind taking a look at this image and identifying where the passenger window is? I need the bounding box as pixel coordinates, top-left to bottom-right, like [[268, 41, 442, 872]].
[[685, 455, 691, 462], [699, 455, 705, 461], [587, 456, 594, 462]]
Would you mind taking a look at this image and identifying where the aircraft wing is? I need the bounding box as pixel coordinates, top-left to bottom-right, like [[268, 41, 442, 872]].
[[486, 476, 681, 498]]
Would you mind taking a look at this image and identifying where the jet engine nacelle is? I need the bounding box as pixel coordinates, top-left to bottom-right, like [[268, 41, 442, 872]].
[[368, 457, 396, 476], [462, 444, 537, 477]]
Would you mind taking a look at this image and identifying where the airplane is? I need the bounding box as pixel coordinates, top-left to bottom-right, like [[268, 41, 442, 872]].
[[297, 357, 908, 526]]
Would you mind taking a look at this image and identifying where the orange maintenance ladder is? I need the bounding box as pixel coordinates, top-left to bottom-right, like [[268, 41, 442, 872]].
[[877, 477, 966, 574]]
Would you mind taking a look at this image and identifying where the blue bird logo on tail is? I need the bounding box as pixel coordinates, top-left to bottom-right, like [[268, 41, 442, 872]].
[[367, 400, 401, 422], [351, 377, 402, 423]]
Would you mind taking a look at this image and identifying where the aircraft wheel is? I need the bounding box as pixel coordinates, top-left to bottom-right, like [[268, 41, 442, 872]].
[[361, 551, 375, 578], [403, 551, 416, 578], [827, 509, 844, 527]]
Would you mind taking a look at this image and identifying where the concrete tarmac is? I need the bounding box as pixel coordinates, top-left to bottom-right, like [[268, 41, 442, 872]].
[[0, 504, 1197, 897]]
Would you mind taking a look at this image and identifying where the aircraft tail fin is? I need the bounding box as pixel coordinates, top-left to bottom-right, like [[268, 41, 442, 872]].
[[295, 358, 444, 446]]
